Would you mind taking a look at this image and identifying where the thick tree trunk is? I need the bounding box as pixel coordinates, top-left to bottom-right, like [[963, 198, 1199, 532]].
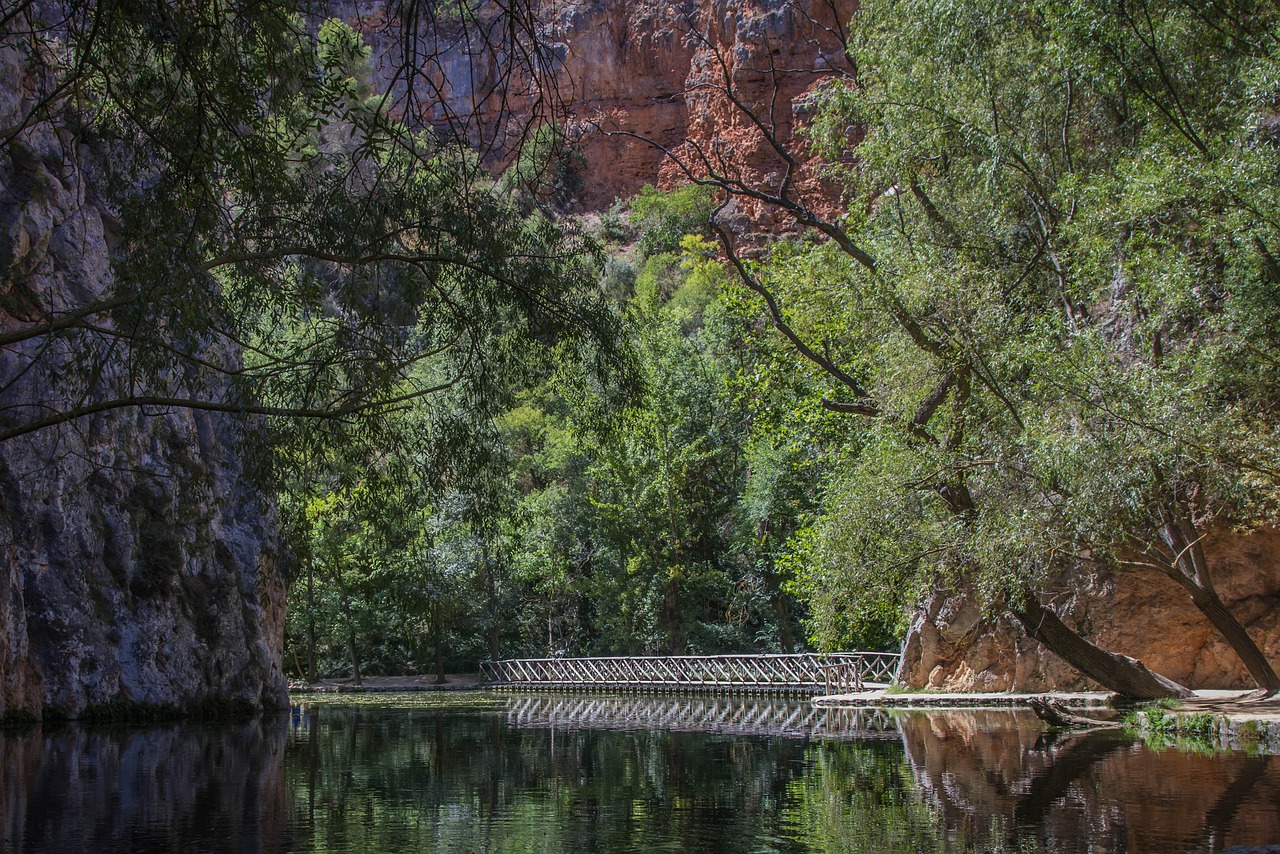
[[1011, 593, 1193, 700], [1155, 509, 1280, 692], [1186, 585, 1280, 691]]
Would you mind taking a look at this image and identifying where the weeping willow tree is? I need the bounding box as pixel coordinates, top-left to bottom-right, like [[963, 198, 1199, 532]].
[[787, 0, 1280, 694]]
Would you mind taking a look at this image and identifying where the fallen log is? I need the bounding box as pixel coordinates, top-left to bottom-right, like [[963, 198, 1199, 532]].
[[1029, 697, 1125, 730]]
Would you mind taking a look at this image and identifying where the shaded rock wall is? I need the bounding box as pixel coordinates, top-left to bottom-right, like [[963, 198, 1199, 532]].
[[901, 530, 1280, 691], [0, 43, 287, 718]]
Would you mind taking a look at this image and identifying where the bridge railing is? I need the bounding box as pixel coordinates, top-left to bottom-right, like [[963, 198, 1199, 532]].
[[479, 652, 901, 695]]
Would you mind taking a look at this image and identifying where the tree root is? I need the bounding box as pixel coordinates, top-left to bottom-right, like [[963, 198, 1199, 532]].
[[1029, 697, 1125, 730]]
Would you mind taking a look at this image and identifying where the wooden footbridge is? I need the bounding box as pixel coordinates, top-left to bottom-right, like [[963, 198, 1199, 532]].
[[479, 652, 901, 696], [501, 694, 901, 740]]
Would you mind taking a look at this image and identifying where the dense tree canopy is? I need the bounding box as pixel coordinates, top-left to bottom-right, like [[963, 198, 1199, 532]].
[[280, 0, 1280, 692], [15, 0, 1275, 691], [1, 1, 625, 463], [708, 0, 1280, 693]]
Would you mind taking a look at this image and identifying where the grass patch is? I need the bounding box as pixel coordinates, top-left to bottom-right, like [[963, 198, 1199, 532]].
[[1, 708, 40, 729], [1125, 704, 1231, 753], [289, 690, 510, 712], [1237, 719, 1262, 748]]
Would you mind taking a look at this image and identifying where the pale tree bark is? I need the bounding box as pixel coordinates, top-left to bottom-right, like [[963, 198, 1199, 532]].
[[1123, 499, 1279, 692]]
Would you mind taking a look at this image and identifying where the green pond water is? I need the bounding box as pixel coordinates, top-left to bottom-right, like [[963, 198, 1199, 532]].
[[2, 693, 1278, 853]]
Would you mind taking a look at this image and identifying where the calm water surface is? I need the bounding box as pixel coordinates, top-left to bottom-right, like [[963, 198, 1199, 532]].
[[2, 693, 1278, 853]]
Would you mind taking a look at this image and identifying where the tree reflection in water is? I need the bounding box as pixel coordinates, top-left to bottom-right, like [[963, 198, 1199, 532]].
[[0, 697, 1277, 853]]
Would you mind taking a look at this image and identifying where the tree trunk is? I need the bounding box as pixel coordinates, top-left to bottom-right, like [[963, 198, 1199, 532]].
[[664, 571, 682, 654], [1186, 584, 1280, 691], [347, 628, 362, 688], [764, 569, 796, 652], [1155, 508, 1280, 692], [483, 543, 501, 662], [1011, 593, 1192, 700], [433, 599, 447, 684], [333, 557, 362, 687], [488, 627, 500, 663], [305, 556, 318, 683]]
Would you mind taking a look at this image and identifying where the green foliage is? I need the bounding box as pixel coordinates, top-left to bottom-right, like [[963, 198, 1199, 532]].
[[4, 4, 628, 476], [629, 183, 717, 258], [290, 0, 1280, 669], [498, 123, 587, 213], [783, 0, 1280, 649]]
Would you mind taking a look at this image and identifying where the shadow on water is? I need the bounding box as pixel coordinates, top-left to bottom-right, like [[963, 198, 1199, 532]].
[[0, 719, 289, 852], [1, 696, 1278, 852]]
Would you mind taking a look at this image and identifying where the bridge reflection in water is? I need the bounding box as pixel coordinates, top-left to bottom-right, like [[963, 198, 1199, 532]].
[[501, 693, 901, 740]]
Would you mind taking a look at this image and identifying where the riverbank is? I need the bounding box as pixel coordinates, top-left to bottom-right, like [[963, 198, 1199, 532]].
[[815, 688, 1280, 719], [817, 688, 1280, 752], [289, 674, 486, 693]]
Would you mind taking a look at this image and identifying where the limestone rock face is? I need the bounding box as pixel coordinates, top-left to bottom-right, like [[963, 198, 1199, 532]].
[[0, 44, 287, 718], [900, 530, 1280, 691]]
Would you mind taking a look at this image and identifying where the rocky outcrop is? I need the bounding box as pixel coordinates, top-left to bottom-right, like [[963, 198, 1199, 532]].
[[901, 529, 1280, 691], [0, 43, 287, 718], [354, 0, 856, 215]]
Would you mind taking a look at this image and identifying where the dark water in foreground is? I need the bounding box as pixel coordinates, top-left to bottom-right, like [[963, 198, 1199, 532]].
[[2, 694, 1279, 853]]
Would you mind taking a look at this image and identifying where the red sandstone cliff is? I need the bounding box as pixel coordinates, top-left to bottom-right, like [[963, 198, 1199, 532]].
[[350, 0, 856, 217], [902, 529, 1280, 692]]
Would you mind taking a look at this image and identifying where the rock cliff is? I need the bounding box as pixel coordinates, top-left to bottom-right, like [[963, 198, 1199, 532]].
[[0, 43, 288, 719], [901, 529, 1280, 691], [353, 0, 856, 216]]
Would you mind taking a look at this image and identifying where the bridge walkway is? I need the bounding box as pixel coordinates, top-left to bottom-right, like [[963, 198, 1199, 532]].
[[480, 652, 901, 696]]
